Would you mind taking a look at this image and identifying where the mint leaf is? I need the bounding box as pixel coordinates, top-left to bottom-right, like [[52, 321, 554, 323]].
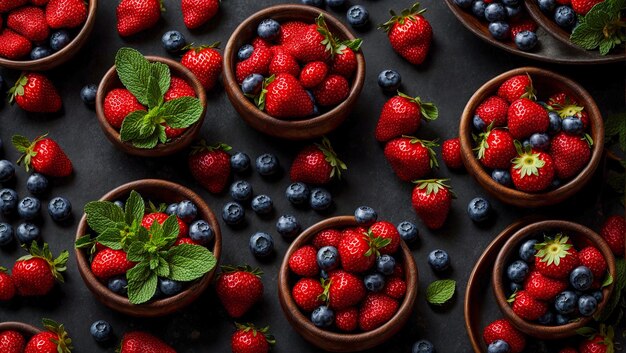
[[599, 37, 617, 55], [127, 240, 147, 262], [115, 48, 153, 106], [161, 97, 203, 129], [603, 273, 614, 287], [426, 279, 456, 305], [75, 234, 94, 249], [151, 61, 171, 97], [120, 110, 149, 142], [597, 258, 626, 321], [157, 124, 167, 144], [156, 257, 170, 277], [166, 244, 216, 281], [420, 101, 439, 121], [95, 230, 124, 250], [124, 190, 145, 226], [127, 261, 157, 304], [161, 215, 180, 247], [132, 133, 159, 149], [571, 23, 604, 49], [146, 75, 163, 109], [84, 201, 125, 235]]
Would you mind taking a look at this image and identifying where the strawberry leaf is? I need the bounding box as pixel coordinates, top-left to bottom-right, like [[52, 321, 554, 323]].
[[426, 279, 455, 305]]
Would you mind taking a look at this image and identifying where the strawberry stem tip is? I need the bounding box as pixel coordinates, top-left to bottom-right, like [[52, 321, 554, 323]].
[[397, 92, 439, 121], [315, 14, 345, 57], [379, 2, 427, 33], [7, 74, 29, 104], [404, 136, 440, 168], [42, 318, 73, 353], [234, 323, 276, 346], [12, 133, 47, 172], [182, 41, 221, 52], [512, 141, 545, 178], [19, 242, 69, 283], [412, 178, 454, 197], [363, 229, 392, 257], [220, 264, 264, 277], [254, 75, 275, 110], [534, 233, 573, 266], [316, 137, 347, 180], [520, 73, 536, 101], [190, 140, 232, 155]]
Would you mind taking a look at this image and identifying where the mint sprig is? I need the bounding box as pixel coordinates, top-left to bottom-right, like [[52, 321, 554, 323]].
[[426, 279, 456, 305], [570, 0, 626, 55]]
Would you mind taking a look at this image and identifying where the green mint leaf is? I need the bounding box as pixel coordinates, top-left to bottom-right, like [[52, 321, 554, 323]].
[[160, 97, 203, 129], [420, 102, 439, 121], [120, 110, 149, 142], [603, 273, 615, 287], [127, 261, 157, 304], [146, 75, 163, 109], [115, 48, 153, 106], [127, 240, 147, 262], [156, 257, 170, 277], [571, 23, 603, 49], [166, 244, 216, 282], [585, 4, 614, 29], [95, 230, 124, 250], [161, 215, 180, 247], [599, 36, 617, 55], [426, 279, 456, 305], [132, 132, 159, 149], [84, 201, 125, 235], [74, 234, 94, 249], [596, 258, 626, 321], [136, 225, 151, 243], [149, 219, 164, 242], [150, 257, 159, 270], [157, 124, 167, 144], [151, 61, 171, 97], [124, 190, 145, 226]]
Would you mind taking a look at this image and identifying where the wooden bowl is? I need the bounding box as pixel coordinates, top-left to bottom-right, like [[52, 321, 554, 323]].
[[524, 1, 580, 50], [223, 4, 366, 140], [492, 220, 616, 339], [95, 56, 207, 157], [0, 321, 41, 337], [459, 67, 604, 208], [0, 0, 98, 71], [277, 216, 418, 352], [75, 179, 222, 317]]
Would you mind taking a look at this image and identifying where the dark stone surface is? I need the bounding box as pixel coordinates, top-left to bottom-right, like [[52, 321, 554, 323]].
[[0, 0, 623, 352]]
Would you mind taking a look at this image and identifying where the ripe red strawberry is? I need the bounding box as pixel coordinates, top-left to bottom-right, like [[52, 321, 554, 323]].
[[263, 73, 314, 119], [181, 43, 223, 90], [290, 137, 346, 185], [173, 237, 200, 246], [510, 146, 555, 193], [188, 141, 232, 194], [330, 39, 361, 78], [231, 323, 274, 353], [164, 76, 196, 101], [12, 243, 67, 296], [475, 96, 509, 127], [90, 248, 135, 280], [483, 319, 526, 353], [312, 228, 342, 249], [549, 133, 592, 180], [383, 277, 406, 299], [524, 271, 568, 301], [45, 0, 87, 29], [578, 246, 607, 278], [312, 74, 349, 107], [13, 134, 72, 177], [0, 0, 28, 12], [284, 15, 333, 63], [369, 221, 401, 255], [299, 61, 328, 89], [375, 93, 438, 142], [268, 47, 300, 77], [292, 277, 324, 311], [182, 0, 218, 29], [9, 73, 62, 113], [358, 293, 399, 331], [509, 290, 548, 320], [25, 320, 72, 353], [0, 29, 31, 60], [7, 6, 49, 42], [411, 179, 454, 230], [235, 46, 272, 84], [580, 336, 609, 353], [119, 331, 175, 353], [327, 270, 366, 310], [547, 92, 589, 128], [116, 0, 162, 37], [252, 37, 271, 50], [601, 216, 625, 256], [216, 265, 264, 318], [337, 230, 390, 273], [141, 212, 187, 238], [442, 137, 463, 169], [497, 74, 535, 103], [0, 267, 16, 301], [279, 21, 308, 44], [384, 137, 438, 182], [103, 88, 146, 129], [288, 245, 319, 277], [507, 98, 549, 139], [571, 0, 603, 14], [534, 234, 580, 279], [335, 307, 358, 332], [380, 3, 432, 65], [0, 330, 25, 353], [510, 17, 538, 38]]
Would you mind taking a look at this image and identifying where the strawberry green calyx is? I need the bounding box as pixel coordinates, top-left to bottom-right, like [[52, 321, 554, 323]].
[[472, 123, 494, 161], [549, 96, 584, 118], [534, 233, 573, 267], [253, 74, 276, 110], [405, 136, 440, 168], [315, 14, 343, 57], [520, 73, 536, 100], [378, 2, 427, 33], [363, 230, 392, 257], [234, 323, 276, 346], [220, 264, 263, 278], [506, 290, 517, 304], [19, 242, 69, 283], [512, 141, 546, 179], [397, 91, 439, 121], [339, 38, 363, 53], [0, 266, 7, 273], [318, 278, 331, 303], [316, 137, 347, 180], [12, 133, 47, 172], [412, 178, 455, 198], [7, 74, 29, 104], [182, 41, 221, 53], [42, 318, 73, 353], [190, 140, 232, 155], [578, 324, 615, 353]]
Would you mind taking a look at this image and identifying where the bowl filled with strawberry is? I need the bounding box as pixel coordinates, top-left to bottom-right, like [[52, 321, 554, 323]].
[[277, 215, 418, 352], [493, 220, 615, 339], [223, 4, 365, 140], [459, 67, 604, 208], [0, 319, 74, 352], [95, 48, 207, 157], [74, 179, 221, 317], [0, 0, 97, 71]]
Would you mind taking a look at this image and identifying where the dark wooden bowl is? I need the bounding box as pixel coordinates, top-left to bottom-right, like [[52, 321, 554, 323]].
[[0, 0, 98, 71], [223, 4, 366, 140], [492, 220, 616, 339], [459, 67, 604, 208], [75, 179, 222, 317], [95, 56, 207, 157], [277, 216, 418, 352], [0, 321, 41, 337]]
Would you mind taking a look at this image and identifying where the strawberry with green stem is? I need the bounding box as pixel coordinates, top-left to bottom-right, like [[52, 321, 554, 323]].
[[216, 265, 264, 318], [497, 73, 535, 104], [231, 323, 275, 353], [284, 14, 339, 63], [0, 330, 24, 353], [330, 38, 362, 78], [549, 132, 593, 180], [12, 242, 68, 297], [188, 141, 232, 194], [375, 92, 438, 142], [256, 73, 314, 119], [508, 290, 548, 321], [24, 319, 73, 353], [116, 0, 163, 37], [411, 179, 454, 230], [510, 142, 555, 193], [384, 137, 438, 182], [12, 134, 73, 177], [325, 270, 366, 310], [379, 2, 432, 65], [337, 229, 391, 273], [578, 324, 615, 353], [534, 233, 580, 279], [180, 42, 223, 90], [290, 137, 347, 185], [473, 126, 517, 169], [9, 73, 62, 113]]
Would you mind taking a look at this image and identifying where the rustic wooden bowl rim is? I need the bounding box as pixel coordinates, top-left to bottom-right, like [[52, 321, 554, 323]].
[[0, 322, 42, 337]]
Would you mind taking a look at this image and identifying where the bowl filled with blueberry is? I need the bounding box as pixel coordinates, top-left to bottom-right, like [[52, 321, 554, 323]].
[[493, 220, 615, 339], [458, 66, 604, 208], [223, 4, 366, 140], [0, 0, 98, 70], [74, 179, 221, 317]]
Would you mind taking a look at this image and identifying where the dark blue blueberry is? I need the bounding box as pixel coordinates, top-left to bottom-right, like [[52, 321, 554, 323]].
[[158, 277, 183, 296], [285, 182, 310, 205], [16, 223, 40, 243], [230, 152, 251, 173], [397, 221, 419, 243], [487, 340, 510, 353], [302, 0, 324, 8], [257, 19, 281, 42], [412, 340, 435, 353], [0, 160, 15, 182], [515, 30, 538, 51], [48, 196, 72, 222], [570, 266, 593, 291], [473, 115, 487, 131], [327, 0, 345, 8], [346, 5, 369, 28], [310, 188, 332, 211], [354, 206, 377, 224], [554, 6, 576, 29], [242, 74, 264, 95], [510, 282, 523, 293], [317, 246, 339, 271], [90, 320, 112, 343], [548, 111, 562, 134], [428, 250, 450, 272], [311, 305, 334, 328], [237, 44, 254, 61], [30, 46, 53, 60], [484, 3, 507, 22], [562, 116, 584, 135], [189, 220, 214, 245], [230, 180, 253, 202], [18, 196, 40, 220], [50, 30, 71, 51], [453, 0, 473, 9], [505, 5, 521, 18], [578, 295, 598, 316], [467, 197, 491, 222], [554, 291, 578, 314], [251, 195, 273, 215], [276, 214, 301, 238], [222, 202, 245, 225], [538, 0, 556, 12], [107, 276, 128, 295], [491, 169, 512, 186], [364, 273, 385, 292], [165, 203, 178, 215], [518, 239, 537, 262], [80, 84, 98, 105], [249, 232, 274, 258], [114, 200, 125, 209], [522, 139, 532, 150], [0, 188, 18, 215], [530, 133, 550, 150], [161, 30, 186, 53], [176, 200, 197, 223], [555, 314, 569, 325], [256, 153, 280, 176], [377, 69, 402, 92], [0, 223, 14, 246], [591, 291, 603, 302], [502, 0, 520, 6], [507, 260, 529, 283], [472, 0, 487, 19], [488, 21, 511, 40], [537, 311, 554, 325], [376, 255, 396, 275]]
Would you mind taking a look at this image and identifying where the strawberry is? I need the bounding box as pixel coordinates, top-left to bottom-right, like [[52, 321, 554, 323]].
[[12, 134, 72, 177], [188, 141, 232, 194], [579, 325, 614, 353], [549, 132, 592, 180], [507, 98, 549, 140], [182, 0, 218, 29], [299, 61, 328, 89], [116, 0, 162, 37], [523, 271, 568, 301], [231, 323, 274, 353], [288, 245, 319, 277], [235, 46, 272, 84], [475, 96, 509, 127], [103, 88, 146, 129], [510, 144, 555, 193], [369, 221, 401, 255], [510, 17, 538, 38], [173, 237, 200, 246], [119, 331, 175, 353], [90, 248, 135, 280], [547, 92, 589, 128], [497, 74, 535, 103], [327, 270, 366, 310], [571, 0, 603, 14], [0, 0, 28, 13], [0, 29, 31, 60], [601, 215, 625, 256], [180, 43, 223, 90], [279, 21, 308, 44], [509, 290, 548, 320], [384, 137, 438, 182], [0, 330, 25, 353], [374, 93, 438, 142], [578, 246, 607, 278], [312, 74, 349, 107], [164, 76, 196, 101], [337, 230, 390, 273], [284, 15, 334, 63], [32, 0, 50, 5], [216, 265, 264, 318], [411, 179, 454, 230], [335, 307, 358, 332], [268, 47, 300, 77], [141, 212, 187, 238], [252, 37, 271, 50], [329, 39, 361, 78], [290, 137, 346, 185], [12, 243, 67, 296], [45, 0, 87, 29], [262, 73, 314, 119], [441, 137, 463, 169], [534, 234, 580, 279], [379, 3, 432, 65], [0, 267, 16, 301], [7, 6, 49, 42], [483, 319, 526, 353], [292, 277, 324, 311], [9, 73, 62, 113], [25, 319, 72, 353], [358, 293, 399, 331], [312, 228, 342, 249], [383, 277, 406, 299]]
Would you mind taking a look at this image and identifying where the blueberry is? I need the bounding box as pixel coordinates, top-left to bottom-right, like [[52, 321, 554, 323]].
[[251, 195, 273, 215], [257, 19, 281, 42], [276, 214, 301, 238], [412, 340, 435, 353], [346, 5, 369, 28], [514, 30, 538, 51], [30, 46, 53, 60], [505, 5, 521, 18], [484, 3, 507, 22], [376, 255, 396, 275], [377, 69, 402, 92], [311, 305, 334, 327], [0, 188, 18, 215], [237, 44, 254, 61], [548, 111, 562, 134], [189, 220, 214, 245], [222, 202, 245, 225], [537, 311, 554, 325], [249, 232, 274, 258], [491, 169, 512, 186], [113, 200, 125, 209], [454, 0, 473, 9], [471, 0, 487, 19], [518, 239, 537, 262], [397, 221, 419, 243], [364, 273, 385, 292], [242, 74, 265, 96], [0, 160, 15, 182], [230, 180, 253, 202], [570, 266, 593, 291], [529, 133, 550, 150], [467, 197, 491, 222], [255, 153, 280, 176], [507, 260, 529, 283], [428, 250, 450, 272], [107, 276, 128, 295], [555, 314, 569, 325], [158, 277, 183, 296], [488, 21, 510, 40], [538, 0, 556, 12], [317, 246, 339, 271], [302, 0, 324, 8], [578, 295, 598, 316], [327, 0, 345, 8], [310, 188, 332, 211], [16, 223, 40, 243], [18, 196, 40, 220], [554, 6, 576, 29], [487, 340, 510, 353], [554, 291, 578, 314], [230, 152, 251, 173], [79, 84, 98, 105], [473, 115, 486, 131], [510, 282, 523, 293], [161, 30, 186, 53], [0, 223, 14, 246], [50, 30, 71, 51], [562, 116, 584, 135], [90, 320, 112, 343], [354, 206, 377, 224], [176, 200, 197, 223], [285, 182, 310, 205], [165, 203, 178, 215], [48, 196, 72, 222]]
